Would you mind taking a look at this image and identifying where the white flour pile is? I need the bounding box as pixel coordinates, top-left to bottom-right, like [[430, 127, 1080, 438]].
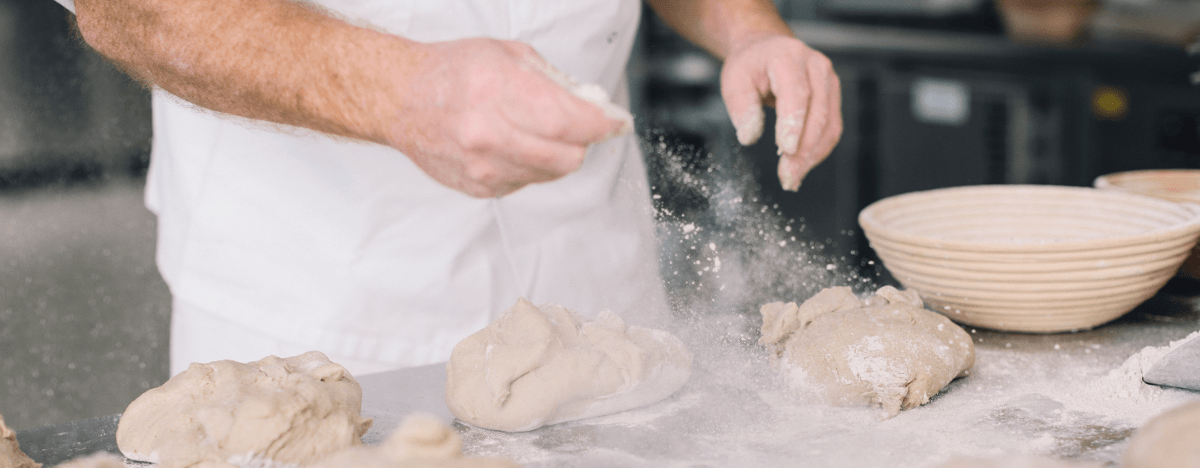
[[1089, 329, 1200, 403]]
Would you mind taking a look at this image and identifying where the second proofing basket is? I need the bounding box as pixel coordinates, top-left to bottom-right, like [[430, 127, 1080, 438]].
[[1095, 169, 1200, 279], [858, 185, 1200, 333]]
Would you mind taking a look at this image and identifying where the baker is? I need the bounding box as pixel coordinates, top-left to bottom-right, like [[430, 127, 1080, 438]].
[[52, 0, 842, 376]]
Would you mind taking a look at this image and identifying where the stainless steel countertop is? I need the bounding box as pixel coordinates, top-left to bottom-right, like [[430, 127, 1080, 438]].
[[17, 281, 1200, 467]]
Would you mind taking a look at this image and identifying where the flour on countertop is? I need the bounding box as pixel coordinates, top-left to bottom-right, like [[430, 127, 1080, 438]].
[[441, 130, 1200, 467], [1091, 329, 1200, 403]]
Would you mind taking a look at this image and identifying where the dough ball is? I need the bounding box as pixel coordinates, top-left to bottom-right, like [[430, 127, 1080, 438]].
[[56, 452, 126, 468], [445, 298, 692, 432], [310, 414, 520, 468], [116, 351, 373, 467], [933, 455, 1101, 468], [759, 286, 975, 418], [1123, 400, 1200, 468], [1, 413, 40, 468]]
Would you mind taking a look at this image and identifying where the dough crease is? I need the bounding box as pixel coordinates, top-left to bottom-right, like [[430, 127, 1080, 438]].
[[445, 298, 692, 432]]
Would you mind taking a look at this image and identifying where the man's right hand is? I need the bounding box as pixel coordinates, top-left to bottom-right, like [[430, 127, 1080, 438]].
[[374, 38, 628, 198], [74, 0, 626, 198]]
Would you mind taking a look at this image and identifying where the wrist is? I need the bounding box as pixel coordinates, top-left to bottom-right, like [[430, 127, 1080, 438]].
[[321, 29, 427, 147], [722, 16, 794, 57], [702, 0, 794, 58]]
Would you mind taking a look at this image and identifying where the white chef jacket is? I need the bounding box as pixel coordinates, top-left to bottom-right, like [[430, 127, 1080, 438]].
[[52, 0, 671, 376]]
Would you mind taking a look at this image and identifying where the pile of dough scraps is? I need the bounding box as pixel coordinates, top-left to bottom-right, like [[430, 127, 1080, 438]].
[[445, 298, 693, 432], [115, 351, 374, 468], [759, 286, 976, 419], [53, 452, 126, 468], [310, 413, 519, 468]]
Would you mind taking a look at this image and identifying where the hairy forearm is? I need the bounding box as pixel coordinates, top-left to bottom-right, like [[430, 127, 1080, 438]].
[[645, 0, 794, 58], [73, 0, 418, 144]]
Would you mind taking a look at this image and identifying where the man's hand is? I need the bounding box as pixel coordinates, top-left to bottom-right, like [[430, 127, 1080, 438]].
[[647, 0, 843, 191], [73, 0, 625, 198], [720, 34, 841, 191], [379, 39, 626, 198]]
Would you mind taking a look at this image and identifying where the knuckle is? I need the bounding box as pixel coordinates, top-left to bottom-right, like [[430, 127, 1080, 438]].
[[531, 149, 583, 179], [795, 84, 813, 101], [463, 160, 501, 186], [561, 148, 586, 172], [808, 56, 836, 78], [812, 53, 833, 70], [546, 120, 578, 142], [463, 184, 495, 199], [454, 117, 497, 153]]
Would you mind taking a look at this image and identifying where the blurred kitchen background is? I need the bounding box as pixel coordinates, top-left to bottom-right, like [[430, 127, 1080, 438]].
[[1, 0, 1198, 432]]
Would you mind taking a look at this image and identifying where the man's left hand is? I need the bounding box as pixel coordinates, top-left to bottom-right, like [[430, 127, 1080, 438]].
[[720, 33, 842, 191]]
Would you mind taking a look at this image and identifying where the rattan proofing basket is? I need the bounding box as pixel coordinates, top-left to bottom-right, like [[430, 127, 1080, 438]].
[[858, 185, 1200, 333], [1095, 169, 1200, 279]]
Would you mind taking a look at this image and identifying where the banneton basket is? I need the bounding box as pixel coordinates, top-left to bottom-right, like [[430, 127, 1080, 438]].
[[858, 185, 1200, 333], [1095, 169, 1200, 279]]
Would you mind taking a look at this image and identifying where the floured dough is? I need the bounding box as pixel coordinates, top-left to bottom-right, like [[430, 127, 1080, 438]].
[[55, 452, 126, 468], [445, 298, 692, 432], [116, 351, 373, 468], [1, 413, 40, 468], [1123, 399, 1200, 468], [759, 286, 975, 418], [310, 414, 520, 468]]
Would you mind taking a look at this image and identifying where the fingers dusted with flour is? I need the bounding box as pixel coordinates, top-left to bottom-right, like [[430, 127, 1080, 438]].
[[72, 0, 628, 198], [720, 34, 842, 191], [648, 0, 843, 191]]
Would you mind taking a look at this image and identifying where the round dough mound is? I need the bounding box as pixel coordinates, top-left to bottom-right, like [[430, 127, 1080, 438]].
[[310, 414, 519, 468], [116, 351, 373, 467], [445, 298, 693, 432], [1, 413, 40, 468], [1123, 400, 1200, 468], [759, 286, 975, 418]]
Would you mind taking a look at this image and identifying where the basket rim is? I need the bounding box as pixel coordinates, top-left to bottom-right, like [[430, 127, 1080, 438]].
[[859, 185, 1200, 253], [1094, 168, 1200, 186]]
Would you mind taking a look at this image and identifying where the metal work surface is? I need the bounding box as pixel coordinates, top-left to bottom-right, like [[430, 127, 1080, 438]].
[[15, 414, 120, 466], [16, 283, 1200, 467]]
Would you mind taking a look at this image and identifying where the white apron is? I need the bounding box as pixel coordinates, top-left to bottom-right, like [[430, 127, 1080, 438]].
[[144, 0, 670, 375]]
